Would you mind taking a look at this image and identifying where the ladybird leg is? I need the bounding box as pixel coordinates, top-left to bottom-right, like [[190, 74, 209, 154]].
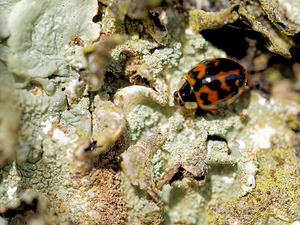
[[184, 111, 188, 120], [173, 103, 186, 118], [196, 107, 205, 116], [215, 109, 226, 117], [175, 104, 189, 119]]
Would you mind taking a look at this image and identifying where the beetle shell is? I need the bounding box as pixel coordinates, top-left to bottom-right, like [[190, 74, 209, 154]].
[[174, 58, 247, 111]]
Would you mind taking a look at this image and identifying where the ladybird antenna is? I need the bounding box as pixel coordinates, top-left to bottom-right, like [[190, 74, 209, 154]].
[[164, 89, 173, 100]]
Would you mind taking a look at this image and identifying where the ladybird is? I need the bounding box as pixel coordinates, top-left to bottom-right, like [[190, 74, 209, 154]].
[[174, 58, 247, 111]]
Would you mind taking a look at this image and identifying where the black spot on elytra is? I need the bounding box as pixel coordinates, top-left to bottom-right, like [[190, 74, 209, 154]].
[[238, 74, 245, 87], [200, 92, 211, 105], [207, 79, 221, 90], [205, 58, 245, 76], [205, 61, 222, 75], [218, 89, 230, 100], [192, 78, 203, 92], [225, 74, 240, 95], [188, 69, 201, 79], [206, 79, 231, 100]]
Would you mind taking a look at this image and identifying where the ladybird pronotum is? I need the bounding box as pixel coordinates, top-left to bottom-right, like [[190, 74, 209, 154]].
[[174, 58, 247, 111]]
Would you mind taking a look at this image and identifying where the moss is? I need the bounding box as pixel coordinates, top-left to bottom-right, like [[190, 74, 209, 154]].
[[286, 113, 300, 132], [206, 145, 300, 224], [189, 4, 239, 33]]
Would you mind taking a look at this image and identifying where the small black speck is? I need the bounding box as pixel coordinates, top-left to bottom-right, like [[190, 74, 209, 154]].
[[85, 140, 97, 152]]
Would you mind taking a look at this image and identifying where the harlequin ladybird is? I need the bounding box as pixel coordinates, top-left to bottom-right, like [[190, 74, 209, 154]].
[[174, 58, 247, 111]]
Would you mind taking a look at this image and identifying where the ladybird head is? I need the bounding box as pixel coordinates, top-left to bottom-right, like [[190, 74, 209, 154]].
[[173, 90, 184, 107]]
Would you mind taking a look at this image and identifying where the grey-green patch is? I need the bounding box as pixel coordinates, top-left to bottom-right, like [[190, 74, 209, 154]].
[[206, 145, 300, 224], [0, 0, 19, 40], [278, 0, 300, 25], [1, 0, 300, 224], [0, 86, 20, 167], [126, 103, 166, 141], [7, 0, 100, 78], [0, 61, 15, 88], [121, 132, 165, 224], [91, 97, 125, 156], [84, 34, 128, 91]]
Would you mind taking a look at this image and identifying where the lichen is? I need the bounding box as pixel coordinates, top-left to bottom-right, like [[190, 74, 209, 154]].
[[189, 4, 240, 32], [0, 86, 20, 167], [0, 0, 19, 40], [91, 96, 125, 155], [206, 145, 300, 224], [259, 0, 300, 35], [118, 86, 299, 224], [189, 2, 300, 58], [1, 0, 300, 224], [84, 34, 128, 91], [7, 0, 100, 78], [278, 0, 300, 25]]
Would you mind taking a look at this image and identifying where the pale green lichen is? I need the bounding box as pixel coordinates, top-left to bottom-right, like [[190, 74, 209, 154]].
[[109, 37, 182, 89], [0, 82, 127, 223], [0, 86, 20, 167], [118, 170, 163, 224], [278, 0, 300, 25], [0, 0, 19, 40], [126, 103, 166, 141], [0, 44, 19, 88], [84, 34, 128, 91], [161, 185, 207, 225], [7, 0, 100, 78], [0, 162, 21, 205], [15, 89, 67, 165], [0, 44, 9, 62], [61, 102, 91, 136], [121, 89, 299, 224], [0, 61, 15, 88], [141, 41, 182, 78], [1, 0, 300, 224], [206, 145, 300, 224], [0, 216, 8, 225], [91, 96, 125, 155]]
